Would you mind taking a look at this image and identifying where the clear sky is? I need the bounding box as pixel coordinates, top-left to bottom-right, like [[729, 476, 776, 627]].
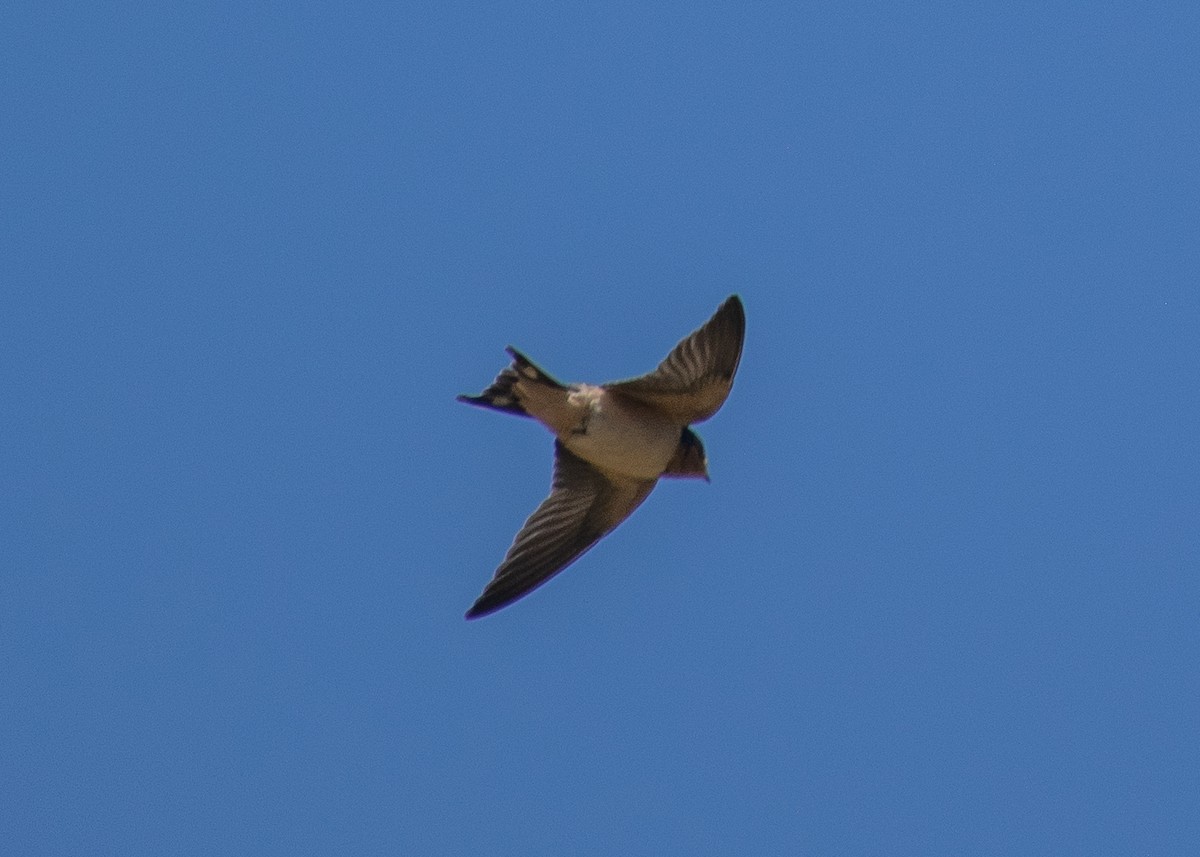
[[4, 2, 1199, 855]]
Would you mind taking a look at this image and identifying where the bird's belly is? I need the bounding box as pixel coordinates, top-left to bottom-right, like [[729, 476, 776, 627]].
[[561, 397, 678, 480]]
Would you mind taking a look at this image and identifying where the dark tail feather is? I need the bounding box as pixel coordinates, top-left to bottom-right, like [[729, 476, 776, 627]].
[[457, 347, 564, 417], [503, 346, 564, 389]]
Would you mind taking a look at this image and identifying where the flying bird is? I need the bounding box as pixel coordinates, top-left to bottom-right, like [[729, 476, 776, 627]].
[[458, 294, 745, 619]]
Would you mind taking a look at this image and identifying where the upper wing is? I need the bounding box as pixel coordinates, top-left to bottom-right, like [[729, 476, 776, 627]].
[[465, 442, 656, 619], [605, 294, 745, 424]]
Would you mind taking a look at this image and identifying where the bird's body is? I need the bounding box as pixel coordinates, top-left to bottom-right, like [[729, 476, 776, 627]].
[[540, 383, 681, 479], [458, 294, 745, 618]]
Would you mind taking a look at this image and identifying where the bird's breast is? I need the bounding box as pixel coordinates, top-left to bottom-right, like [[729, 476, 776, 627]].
[[561, 389, 678, 480]]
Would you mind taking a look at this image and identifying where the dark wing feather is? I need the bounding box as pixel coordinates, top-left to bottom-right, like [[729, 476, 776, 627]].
[[465, 442, 655, 619], [605, 294, 745, 424]]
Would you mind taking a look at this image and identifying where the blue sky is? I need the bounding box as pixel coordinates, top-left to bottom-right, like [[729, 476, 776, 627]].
[[4, 2, 1199, 854]]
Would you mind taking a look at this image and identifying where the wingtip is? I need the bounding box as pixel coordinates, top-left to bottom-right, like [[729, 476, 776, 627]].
[[723, 293, 746, 322], [464, 599, 500, 620]]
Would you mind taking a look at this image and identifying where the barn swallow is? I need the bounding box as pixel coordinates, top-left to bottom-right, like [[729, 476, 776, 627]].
[[458, 294, 745, 619]]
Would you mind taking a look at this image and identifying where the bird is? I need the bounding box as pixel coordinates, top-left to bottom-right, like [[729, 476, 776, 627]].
[[457, 294, 745, 619]]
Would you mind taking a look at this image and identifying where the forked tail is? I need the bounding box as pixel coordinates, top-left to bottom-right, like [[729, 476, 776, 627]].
[[457, 347, 565, 417]]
